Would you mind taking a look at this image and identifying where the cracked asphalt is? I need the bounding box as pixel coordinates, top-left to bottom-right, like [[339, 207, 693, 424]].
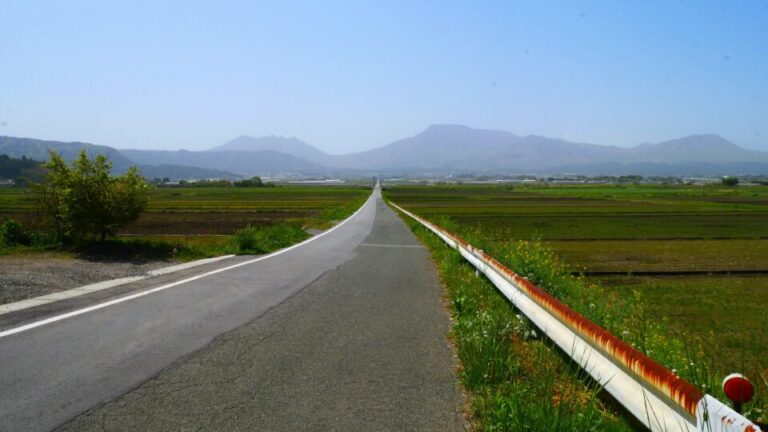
[[1, 186, 464, 431]]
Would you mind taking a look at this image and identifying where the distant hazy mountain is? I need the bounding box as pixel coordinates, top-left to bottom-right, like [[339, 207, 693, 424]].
[[0, 136, 134, 172], [338, 125, 768, 175], [209, 135, 335, 166], [339, 125, 627, 172], [0, 136, 242, 180], [626, 134, 768, 164], [121, 149, 328, 177], [4, 126, 768, 177]]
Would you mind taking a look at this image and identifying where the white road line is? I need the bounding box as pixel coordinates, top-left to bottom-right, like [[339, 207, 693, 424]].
[[359, 243, 425, 248], [0, 196, 371, 339]]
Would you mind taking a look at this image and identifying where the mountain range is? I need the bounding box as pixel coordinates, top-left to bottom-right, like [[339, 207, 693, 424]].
[[3, 125, 768, 178], [0, 136, 243, 180]]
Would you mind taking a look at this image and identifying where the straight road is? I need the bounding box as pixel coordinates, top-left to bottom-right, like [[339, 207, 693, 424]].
[[0, 185, 464, 431]]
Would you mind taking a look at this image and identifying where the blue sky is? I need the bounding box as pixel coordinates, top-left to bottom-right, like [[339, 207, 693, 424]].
[[1, 0, 766, 153]]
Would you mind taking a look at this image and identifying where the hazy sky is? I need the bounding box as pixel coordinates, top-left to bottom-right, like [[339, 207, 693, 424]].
[[1, 0, 767, 153]]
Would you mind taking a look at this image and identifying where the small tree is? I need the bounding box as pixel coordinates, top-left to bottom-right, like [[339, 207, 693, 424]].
[[722, 176, 739, 186], [38, 150, 148, 241]]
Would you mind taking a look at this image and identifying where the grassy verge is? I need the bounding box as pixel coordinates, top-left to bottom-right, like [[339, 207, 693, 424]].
[[398, 211, 635, 431], [305, 195, 367, 230], [233, 224, 309, 254], [395, 209, 767, 427], [0, 236, 230, 262]]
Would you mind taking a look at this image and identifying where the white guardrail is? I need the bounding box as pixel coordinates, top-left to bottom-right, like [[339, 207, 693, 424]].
[[391, 202, 762, 432]]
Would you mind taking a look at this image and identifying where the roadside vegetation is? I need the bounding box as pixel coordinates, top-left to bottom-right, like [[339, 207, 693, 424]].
[[386, 183, 767, 427], [402, 215, 635, 431], [233, 224, 309, 254]]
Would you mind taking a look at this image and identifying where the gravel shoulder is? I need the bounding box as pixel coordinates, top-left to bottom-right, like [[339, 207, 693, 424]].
[[0, 254, 173, 305]]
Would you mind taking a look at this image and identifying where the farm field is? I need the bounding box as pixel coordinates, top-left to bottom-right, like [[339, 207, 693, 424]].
[[599, 274, 768, 374], [385, 183, 768, 421], [390, 185, 768, 240], [0, 185, 370, 235], [0, 185, 370, 260], [549, 239, 768, 273]]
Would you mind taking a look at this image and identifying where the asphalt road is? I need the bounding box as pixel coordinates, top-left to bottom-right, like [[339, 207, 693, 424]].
[[0, 186, 464, 431]]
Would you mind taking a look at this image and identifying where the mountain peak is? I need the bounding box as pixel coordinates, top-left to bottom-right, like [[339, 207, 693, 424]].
[[209, 135, 333, 165], [417, 124, 521, 141], [423, 124, 472, 132], [216, 135, 304, 149], [648, 134, 740, 152], [627, 134, 761, 164]]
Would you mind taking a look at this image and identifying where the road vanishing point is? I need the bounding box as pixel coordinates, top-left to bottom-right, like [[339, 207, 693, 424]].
[[0, 185, 465, 432]]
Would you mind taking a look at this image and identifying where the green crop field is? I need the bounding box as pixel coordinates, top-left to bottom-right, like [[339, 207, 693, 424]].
[[0, 185, 370, 234], [598, 274, 768, 373], [0, 185, 370, 259], [547, 239, 768, 272], [386, 183, 768, 425]]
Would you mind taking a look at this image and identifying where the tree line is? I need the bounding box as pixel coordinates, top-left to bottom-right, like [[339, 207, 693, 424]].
[[147, 176, 275, 188], [0, 154, 47, 186]]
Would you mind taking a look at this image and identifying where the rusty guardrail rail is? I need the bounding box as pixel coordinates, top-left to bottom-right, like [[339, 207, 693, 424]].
[[391, 202, 761, 432]]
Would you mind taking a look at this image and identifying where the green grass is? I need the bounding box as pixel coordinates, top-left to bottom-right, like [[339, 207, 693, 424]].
[[233, 224, 309, 254], [598, 274, 768, 404]]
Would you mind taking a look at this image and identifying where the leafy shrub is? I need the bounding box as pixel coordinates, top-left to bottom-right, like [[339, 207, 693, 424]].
[[0, 219, 30, 247], [37, 149, 148, 241], [233, 223, 309, 254]]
